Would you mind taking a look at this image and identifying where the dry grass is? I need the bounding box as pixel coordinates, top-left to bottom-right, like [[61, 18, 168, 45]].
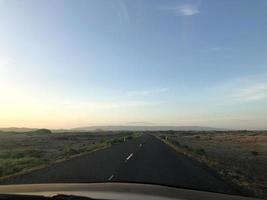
[[0, 131, 137, 180], [157, 131, 267, 199]]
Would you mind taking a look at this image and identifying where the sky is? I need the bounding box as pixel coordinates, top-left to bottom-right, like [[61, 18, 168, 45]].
[[0, 0, 267, 129]]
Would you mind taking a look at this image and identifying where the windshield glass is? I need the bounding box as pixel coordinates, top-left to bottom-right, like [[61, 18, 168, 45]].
[[0, 0, 266, 199]]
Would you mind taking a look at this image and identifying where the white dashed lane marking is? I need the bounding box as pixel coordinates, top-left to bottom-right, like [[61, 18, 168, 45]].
[[125, 153, 133, 162], [108, 175, 114, 181]]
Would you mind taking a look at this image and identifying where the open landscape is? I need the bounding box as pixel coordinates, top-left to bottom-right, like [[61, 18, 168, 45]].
[[0, 129, 137, 180], [156, 131, 267, 198], [1, 1, 266, 200], [0, 129, 266, 198]]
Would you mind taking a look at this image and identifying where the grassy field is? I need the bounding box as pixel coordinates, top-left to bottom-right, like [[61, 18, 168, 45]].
[[156, 131, 267, 199], [0, 129, 138, 180]]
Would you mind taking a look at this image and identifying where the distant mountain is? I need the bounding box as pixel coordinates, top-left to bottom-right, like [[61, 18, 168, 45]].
[[0, 125, 226, 133], [72, 125, 225, 132], [0, 127, 38, 132]]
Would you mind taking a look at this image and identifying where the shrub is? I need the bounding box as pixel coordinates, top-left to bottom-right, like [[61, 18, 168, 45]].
[[0, 149, 43, 159], [65, 148, 81, 157], [194, 148, 206, 155], [251, 151, 259, 156], [109, 138, 124, 145], [166, 130, 175, 135], [0, 157, 42, 176], [126, 135, 133, 140], [159, 135, 165, 139], [33, 129, 52, 134], [170, 140, 180, 146]]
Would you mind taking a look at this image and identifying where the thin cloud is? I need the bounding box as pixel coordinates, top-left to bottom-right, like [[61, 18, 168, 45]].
[[127, 88, 169, 97], [201, 47, 222, 54], [215, 74, 267, 103], [0, 55, 16, 72], [117, 0, 130, 25], [231, 84, 267, 102], [175, 4, 199, 16], [107, 100, 158, 108], [64, 100, 159, 109], [0, 56, 14, 67], [127, 121, 154, 125], [0, 55, 17, 84]]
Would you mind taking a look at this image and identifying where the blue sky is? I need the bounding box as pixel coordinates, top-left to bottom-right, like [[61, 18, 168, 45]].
[[0, 0, 267, 129]]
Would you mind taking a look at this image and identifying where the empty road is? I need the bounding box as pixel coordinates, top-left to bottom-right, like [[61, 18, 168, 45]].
[[1, 134, 239, 194]]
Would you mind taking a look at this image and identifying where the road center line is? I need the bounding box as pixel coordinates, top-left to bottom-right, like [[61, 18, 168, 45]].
[[125, 153, 133, 162], [108, 175, 114, 181]]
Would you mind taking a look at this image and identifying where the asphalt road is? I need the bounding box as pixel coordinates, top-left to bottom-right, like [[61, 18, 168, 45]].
[[1, 134, 239, 194]]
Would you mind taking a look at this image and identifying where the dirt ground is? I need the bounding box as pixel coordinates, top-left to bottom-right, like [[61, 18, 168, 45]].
[[157, 131, 267, 199]]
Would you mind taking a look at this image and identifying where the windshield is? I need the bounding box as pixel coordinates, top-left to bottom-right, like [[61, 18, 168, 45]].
[[0, 0, 266, 199]]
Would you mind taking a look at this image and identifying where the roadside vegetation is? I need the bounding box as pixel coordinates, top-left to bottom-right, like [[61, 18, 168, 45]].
[[156, 131, 267, 199], [0, 130, 139, 180]]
